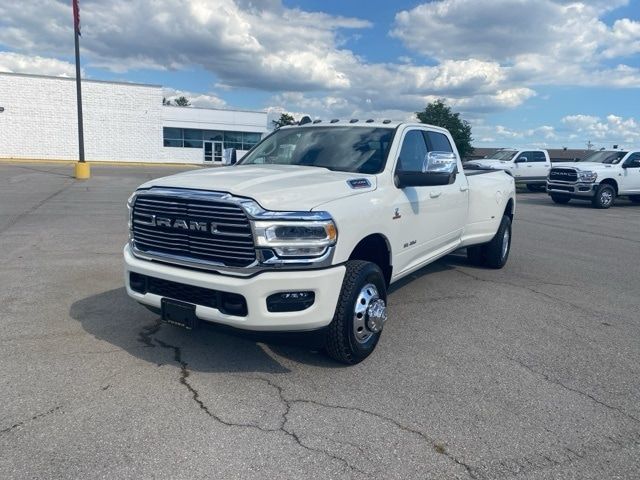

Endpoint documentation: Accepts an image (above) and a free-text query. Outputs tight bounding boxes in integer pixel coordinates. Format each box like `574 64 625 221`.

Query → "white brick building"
0 72 269 164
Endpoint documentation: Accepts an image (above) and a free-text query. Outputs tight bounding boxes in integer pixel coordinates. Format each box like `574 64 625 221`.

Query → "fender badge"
348 178 371 189
393 208 401 220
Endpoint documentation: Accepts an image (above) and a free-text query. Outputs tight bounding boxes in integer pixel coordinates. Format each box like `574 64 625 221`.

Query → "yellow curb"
0 158 203 168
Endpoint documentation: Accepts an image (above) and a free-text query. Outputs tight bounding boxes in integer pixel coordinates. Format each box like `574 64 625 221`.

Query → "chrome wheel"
501 227 510 260
353 283 387 344
600 189 613 206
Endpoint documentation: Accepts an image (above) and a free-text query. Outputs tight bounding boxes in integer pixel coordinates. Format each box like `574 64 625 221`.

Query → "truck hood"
552 162 616 171
466 159 511 169
137 164 377 211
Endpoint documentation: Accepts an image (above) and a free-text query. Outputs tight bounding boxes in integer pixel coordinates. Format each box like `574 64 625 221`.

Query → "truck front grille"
549 168 578 182
131 191 256 268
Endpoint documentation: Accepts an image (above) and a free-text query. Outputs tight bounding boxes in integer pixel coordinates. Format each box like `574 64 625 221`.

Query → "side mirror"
395 151 457 187
515 156 528 163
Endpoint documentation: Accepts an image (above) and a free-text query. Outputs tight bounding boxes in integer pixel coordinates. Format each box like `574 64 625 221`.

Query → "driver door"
621 153 640 193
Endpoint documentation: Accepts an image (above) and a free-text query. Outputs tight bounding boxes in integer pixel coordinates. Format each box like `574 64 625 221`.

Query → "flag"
72 0 81 36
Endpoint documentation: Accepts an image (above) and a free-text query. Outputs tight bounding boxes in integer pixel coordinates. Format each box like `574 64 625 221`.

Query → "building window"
243 132 262 150
203 130 223 141
163 127 183 147
183 129 203 148
163 128 263 150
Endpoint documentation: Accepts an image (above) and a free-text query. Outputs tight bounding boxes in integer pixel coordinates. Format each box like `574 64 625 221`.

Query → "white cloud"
0 51 77 77
0 0 537 119
391 0 640 88
562 113 640 144
0 0 638 148
472 113 638 148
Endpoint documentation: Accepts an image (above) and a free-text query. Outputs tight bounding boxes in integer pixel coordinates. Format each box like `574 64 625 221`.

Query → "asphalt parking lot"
1 161 639 479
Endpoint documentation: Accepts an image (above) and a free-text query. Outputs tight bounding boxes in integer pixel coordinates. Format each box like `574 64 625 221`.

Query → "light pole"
73 0 90 179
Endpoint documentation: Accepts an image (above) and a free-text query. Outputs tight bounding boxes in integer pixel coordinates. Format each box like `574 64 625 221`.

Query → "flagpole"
73 0 90 179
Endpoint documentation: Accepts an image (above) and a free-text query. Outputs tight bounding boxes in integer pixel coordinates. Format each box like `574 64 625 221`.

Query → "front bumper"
546 181 597 198
124 244 345 331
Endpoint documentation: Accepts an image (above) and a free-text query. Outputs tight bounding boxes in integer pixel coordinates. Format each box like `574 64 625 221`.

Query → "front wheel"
551 194 570 204
325 261 387 365
592 184 615 209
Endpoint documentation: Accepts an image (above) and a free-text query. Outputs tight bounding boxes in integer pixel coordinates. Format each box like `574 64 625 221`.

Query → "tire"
466 215 512 269
526 184 545 192
484 215 512 269
325 260 387 365
466 245 485 266
551 194 570 204
629 195 640 204
592 184 615 209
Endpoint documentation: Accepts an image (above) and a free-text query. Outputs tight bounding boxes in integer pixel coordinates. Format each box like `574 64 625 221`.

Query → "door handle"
527 165 532 167
460 185 469 192
430 191 441 198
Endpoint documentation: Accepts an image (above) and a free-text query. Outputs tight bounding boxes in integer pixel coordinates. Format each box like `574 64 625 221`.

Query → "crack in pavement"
484 430 640 479
0 406 62 435
0 179 75 235
505 355 640 425
138 321 477 478
244 375 478 479
139 321 369 477
519 218 640 245
452 268 614 343
454 268 593 317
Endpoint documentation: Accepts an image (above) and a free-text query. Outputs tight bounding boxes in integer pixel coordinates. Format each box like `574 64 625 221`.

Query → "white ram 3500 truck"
547 149 640 208
124 122 516 364
466 148 551 191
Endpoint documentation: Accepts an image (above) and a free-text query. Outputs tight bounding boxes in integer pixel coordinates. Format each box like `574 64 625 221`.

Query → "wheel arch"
348 233 392 286
600 178 618 193
504 198 515 220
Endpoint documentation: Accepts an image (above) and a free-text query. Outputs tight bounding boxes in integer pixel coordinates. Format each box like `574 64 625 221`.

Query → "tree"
162 97 171 105
272 112 296 129
416 99 473 159
173 96 191 107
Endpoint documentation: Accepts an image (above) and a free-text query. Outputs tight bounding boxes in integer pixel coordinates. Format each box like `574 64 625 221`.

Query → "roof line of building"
162 105 268 115
1 71 269 114
0 70 161 88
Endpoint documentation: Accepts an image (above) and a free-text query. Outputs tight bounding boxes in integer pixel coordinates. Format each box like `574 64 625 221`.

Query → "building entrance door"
204 141 224 162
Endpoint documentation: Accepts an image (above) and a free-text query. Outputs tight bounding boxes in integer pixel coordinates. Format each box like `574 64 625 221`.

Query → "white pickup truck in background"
465 148 551 191
124 121 515 364
547 149 640 208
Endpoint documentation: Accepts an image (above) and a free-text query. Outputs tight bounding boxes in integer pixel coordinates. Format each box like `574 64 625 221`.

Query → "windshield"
238 126 395 174
578 151 628 164
485 150 517 161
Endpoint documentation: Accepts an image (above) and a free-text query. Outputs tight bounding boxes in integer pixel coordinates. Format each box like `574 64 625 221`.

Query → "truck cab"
466 148 551 190
547 150 640 208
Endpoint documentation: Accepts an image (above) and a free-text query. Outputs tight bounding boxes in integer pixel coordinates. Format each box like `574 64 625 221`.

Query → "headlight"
253 220 337 258
126 191 138 229
577 171 597 182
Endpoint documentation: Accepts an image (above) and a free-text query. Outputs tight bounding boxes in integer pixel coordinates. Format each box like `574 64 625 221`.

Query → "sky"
0 0 639 149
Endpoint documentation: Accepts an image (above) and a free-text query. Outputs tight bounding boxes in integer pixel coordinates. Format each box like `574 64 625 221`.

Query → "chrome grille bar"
131 190 257 268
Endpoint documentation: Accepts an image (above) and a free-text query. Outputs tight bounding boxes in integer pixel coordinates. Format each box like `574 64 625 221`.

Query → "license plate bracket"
161 298 199 330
